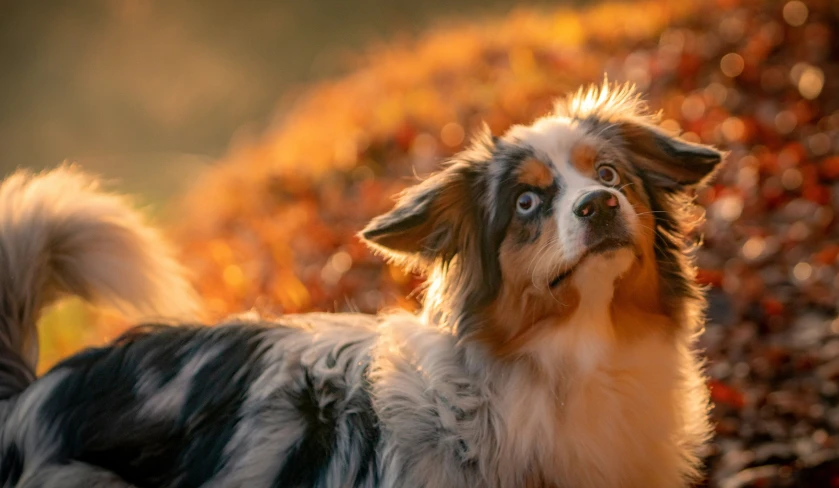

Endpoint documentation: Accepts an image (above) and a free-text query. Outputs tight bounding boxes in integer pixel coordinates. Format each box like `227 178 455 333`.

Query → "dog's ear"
360 162 478 269
618 121 724 191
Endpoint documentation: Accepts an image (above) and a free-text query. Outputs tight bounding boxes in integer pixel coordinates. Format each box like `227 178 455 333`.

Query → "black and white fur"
0 83 723 488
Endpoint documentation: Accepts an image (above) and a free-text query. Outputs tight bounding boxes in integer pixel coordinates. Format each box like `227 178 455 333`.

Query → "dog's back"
8 317 379 487
0 168 385 488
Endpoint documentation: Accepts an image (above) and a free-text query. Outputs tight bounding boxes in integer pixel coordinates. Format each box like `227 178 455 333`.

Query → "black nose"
573 190 620 219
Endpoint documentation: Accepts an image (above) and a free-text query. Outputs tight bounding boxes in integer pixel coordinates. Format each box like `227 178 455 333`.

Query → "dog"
0 82 723 488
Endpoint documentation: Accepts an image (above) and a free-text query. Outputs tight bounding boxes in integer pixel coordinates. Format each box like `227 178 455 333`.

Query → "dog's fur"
0 83 723 488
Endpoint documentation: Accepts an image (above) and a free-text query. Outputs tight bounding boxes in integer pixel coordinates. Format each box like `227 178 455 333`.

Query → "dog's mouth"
548 237 632 288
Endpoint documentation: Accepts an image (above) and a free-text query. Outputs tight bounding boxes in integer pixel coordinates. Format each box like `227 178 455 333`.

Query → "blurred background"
0 0 564 203
3 0 839 486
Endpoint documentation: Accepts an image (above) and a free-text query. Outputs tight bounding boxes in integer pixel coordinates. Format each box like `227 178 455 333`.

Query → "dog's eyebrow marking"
516 158 554 188
570 142 598 175
137 346 221 418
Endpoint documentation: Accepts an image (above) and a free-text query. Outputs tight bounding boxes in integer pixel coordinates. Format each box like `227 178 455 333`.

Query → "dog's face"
362 84 723 360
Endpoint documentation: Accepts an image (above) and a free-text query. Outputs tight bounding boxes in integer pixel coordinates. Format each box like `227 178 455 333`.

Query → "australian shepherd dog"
0 83 724 488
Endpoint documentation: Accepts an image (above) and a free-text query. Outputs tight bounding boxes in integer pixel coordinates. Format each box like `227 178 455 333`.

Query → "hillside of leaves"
41 0 839 485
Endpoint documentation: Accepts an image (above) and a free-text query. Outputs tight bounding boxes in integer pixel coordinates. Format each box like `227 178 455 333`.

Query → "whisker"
616 182 635 193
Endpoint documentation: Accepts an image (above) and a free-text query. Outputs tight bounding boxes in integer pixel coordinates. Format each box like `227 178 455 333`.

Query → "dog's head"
361 83 724 362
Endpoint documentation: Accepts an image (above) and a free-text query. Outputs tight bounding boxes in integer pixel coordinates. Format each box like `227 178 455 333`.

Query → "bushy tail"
0 166 200 399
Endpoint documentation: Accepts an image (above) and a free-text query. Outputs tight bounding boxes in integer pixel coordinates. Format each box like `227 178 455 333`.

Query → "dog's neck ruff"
370 253 708 488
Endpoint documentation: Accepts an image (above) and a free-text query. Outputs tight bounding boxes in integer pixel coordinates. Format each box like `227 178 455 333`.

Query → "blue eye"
516 191 541 216
597 165 620 186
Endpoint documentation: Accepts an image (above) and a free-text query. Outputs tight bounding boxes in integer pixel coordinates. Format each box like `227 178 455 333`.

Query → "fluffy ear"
618 121 724 190
359 163 477 268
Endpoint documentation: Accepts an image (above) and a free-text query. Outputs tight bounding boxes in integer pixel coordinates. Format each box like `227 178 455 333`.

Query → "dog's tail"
0 166 200 400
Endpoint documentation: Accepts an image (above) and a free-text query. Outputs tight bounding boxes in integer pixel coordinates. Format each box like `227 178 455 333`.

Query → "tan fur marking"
475 216 581 358
364 168 477 264
433 176 476 250
570 143 598 176
517 158 554 188
611 185 677 342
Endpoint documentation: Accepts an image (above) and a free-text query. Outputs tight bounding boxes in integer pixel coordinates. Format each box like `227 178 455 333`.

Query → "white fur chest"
371 305 709 488
492 254 709 488
495 333 696 488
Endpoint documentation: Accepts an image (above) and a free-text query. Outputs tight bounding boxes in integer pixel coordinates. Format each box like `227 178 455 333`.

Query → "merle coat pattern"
0 83 724 488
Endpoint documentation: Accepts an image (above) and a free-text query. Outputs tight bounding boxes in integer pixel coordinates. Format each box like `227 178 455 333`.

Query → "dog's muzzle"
574 189 630 252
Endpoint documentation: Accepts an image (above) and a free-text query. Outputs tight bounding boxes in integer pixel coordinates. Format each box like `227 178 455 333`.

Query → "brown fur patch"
475 216 581 358
570 143 598 175
610 185 678 342
485 281 581 358
617 121 723 187
516 158 554 188
361 166 477 264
